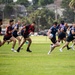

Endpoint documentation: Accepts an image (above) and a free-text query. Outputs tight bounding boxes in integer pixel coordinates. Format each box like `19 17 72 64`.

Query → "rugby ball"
49 33 53 39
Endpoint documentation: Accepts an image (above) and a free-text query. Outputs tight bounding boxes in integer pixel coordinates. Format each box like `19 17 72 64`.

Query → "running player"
47 22 60 54
58 21 71 50
0 20 17 52
17 21 36 52
20 21 26 41
59 22 75 52
58 21 67 42
12 20 21 46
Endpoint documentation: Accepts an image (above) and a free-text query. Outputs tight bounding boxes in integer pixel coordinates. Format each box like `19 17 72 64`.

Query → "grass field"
0 36 75 75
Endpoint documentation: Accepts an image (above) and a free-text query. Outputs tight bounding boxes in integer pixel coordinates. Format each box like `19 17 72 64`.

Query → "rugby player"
17 21 36 52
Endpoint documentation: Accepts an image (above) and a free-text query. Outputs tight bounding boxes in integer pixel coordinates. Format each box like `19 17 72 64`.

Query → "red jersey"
5 25 13 36
23 25 35 35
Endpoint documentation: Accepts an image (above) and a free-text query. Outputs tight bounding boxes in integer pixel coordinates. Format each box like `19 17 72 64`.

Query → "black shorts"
13 33 18 38
58 32 66 40
21 33 23 36
51 36 57 44
21 31 24 36
67 35 74 42
23 34 29 38
3 35 12 41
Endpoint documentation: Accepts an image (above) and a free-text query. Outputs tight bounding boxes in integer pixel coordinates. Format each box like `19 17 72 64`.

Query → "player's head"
64 23 68 27
53 22 58 27
61 21 64 25
22 21 26 26
15 20 21 25
9 19 14 26
0 19 3 25
31 21 36 26
17 20 21 25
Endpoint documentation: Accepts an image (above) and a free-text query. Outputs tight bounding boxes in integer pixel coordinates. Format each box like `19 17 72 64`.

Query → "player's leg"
10 36 16 52
59 42 69 52
59 35 73 52
67 45 71 50
63 37 71 50
16 36 21 46
0 35 8 46
7 40 12 44
17 38 26 52
48 36 59 54
0 40 1 45
0 40 6 47
70 40 75 50
26 37 32 52
50 42 60 53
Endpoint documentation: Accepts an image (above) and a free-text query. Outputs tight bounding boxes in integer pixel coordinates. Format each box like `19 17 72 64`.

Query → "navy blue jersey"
64 26 67 32
59 24 66 32
50 26 58 36
12 24 19 34
69 27 75 36
56 24 60 30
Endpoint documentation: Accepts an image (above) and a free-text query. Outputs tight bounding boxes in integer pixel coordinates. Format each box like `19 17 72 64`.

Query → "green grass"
0 36 75 75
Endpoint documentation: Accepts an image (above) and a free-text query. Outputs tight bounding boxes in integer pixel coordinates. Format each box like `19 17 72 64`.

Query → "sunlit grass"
0 36 75 75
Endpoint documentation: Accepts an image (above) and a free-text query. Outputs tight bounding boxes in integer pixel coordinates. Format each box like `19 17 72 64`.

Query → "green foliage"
4 4 15 19
32 0 54 6
61 0 74 23
32 0 39 6
69 0 75 9
61 0 71 8
63 9 74 22
0 0 13 4
25 8 55 30
17 0 30 7
38 0 54 6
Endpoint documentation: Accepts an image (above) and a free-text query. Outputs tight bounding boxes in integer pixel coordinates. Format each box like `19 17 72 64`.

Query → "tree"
38 0 54 6
17 0 30 7
25 8 55 31
61 0 71 8
4 4 15 18
69 0 75 22
32 0 54 6
69 0 75 9
61 0 74 23
0 0 13 4
32 0 39 5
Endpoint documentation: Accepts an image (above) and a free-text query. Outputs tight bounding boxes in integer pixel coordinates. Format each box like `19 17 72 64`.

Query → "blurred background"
0 0 75 31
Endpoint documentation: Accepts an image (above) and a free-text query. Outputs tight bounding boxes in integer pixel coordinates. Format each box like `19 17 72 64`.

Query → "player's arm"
60 28 64 32
72 30 75 38
18 26 26 34
47 29 52 36
30 27 35 34
13 26 17 31
72 30 75 35
12 25 18 32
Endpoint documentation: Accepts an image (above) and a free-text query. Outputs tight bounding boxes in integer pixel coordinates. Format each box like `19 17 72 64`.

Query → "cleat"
48 50 51 55
11 48 17 52
26 48 32 52
59 48 63 52
17 47 21 52
71 47 74 50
